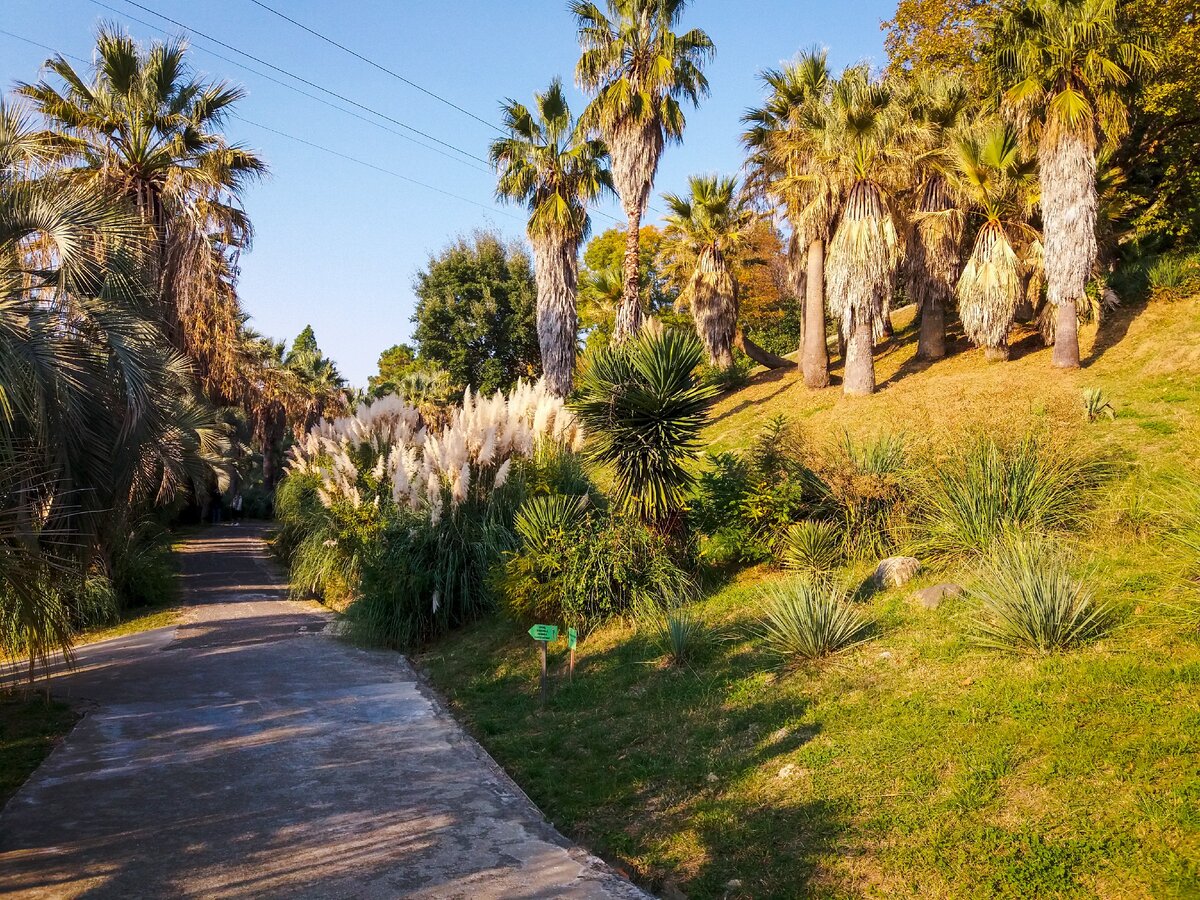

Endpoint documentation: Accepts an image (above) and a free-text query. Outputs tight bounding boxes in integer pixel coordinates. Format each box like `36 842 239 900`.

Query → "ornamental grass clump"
821 432 909 559
758 578 872 665
969 538 1111 653
650 607 711 668
780 520 844 576
916 435 1108 560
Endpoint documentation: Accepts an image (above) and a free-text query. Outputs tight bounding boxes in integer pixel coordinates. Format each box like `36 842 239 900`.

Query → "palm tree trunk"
613 204 644 343
735 330 794 369
917 297 946 359
802 238 829 388
1040 128 1096 370
532 235 579 397
690 246 737 369
843 313 875 396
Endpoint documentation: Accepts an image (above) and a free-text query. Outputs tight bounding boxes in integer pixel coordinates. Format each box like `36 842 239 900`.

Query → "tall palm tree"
743 50 836 389
573 0 714 342
992 0 1156 368
659 175 751 369
820 68 908 396
952 123 1040 360
490 78 612 396
902 74 972 360
18 25 266 398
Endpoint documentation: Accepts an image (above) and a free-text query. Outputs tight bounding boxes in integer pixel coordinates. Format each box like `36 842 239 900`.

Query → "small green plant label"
529 624 559 642
568 627 577 649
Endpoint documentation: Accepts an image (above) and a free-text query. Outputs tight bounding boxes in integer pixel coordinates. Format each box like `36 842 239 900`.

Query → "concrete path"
0 525 648 899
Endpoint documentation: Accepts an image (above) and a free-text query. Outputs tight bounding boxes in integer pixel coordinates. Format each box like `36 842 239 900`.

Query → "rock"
726 879 744 890
912 582 964 610
873 556 921 589
777 764 796 779
706 772 719 783
661 879 688 900
877 651 893 661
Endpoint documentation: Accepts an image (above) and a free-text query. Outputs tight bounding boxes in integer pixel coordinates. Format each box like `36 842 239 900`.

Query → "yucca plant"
650 606 711 667
571 329 718 527
780 520 844 575
758 578 872 664
1082 388 1116 422
969 538 1111 653
917 435 1107 560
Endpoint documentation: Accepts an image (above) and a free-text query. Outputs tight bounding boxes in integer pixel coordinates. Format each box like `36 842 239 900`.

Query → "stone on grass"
912 582 963 610
873 556 921 589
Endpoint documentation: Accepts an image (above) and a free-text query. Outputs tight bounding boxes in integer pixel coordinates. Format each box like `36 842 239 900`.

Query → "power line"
90 0 492 168
85 1 493 174
233 116 522 222
245 0 501 134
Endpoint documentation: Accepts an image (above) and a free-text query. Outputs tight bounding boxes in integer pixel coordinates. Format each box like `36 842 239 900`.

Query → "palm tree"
952 123 1040 360
821 68 908 396
903 74 972 360
571 329 717 529
992 0 1156 368
659 174 751 369
490 78 612 396
743 49 836 389
573 0 714 342
18 25 267 398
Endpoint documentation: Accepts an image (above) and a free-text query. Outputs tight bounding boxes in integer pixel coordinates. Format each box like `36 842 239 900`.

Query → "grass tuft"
758 577 872 664
780 519 844 575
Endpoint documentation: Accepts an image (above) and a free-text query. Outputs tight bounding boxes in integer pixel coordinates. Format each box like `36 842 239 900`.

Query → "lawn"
0 694 79 807
420 296 1200 898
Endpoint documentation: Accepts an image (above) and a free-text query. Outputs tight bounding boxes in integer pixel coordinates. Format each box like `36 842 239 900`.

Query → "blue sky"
2 0 894 385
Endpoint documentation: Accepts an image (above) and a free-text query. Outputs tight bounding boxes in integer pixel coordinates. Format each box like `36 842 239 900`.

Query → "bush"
650 607 711 668
1147 251 1200 298
821 433 909 559
758 577 872 664
699 349 754 393
780 520 844 575
500 497 695 630
969 539 1111 653
916 435 1108 560
108 521 178 608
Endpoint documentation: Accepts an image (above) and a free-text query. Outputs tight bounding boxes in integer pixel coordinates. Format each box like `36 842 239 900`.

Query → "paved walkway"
0 525 647 899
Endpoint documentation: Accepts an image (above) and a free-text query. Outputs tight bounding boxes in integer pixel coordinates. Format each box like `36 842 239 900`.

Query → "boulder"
873 556 921 589
912 582 964 610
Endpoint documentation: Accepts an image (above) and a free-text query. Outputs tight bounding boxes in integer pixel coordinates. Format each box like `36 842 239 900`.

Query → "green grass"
419 297 1200 898
0 694 79 806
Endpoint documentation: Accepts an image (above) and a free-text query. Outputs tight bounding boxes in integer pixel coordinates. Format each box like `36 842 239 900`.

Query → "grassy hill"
421 296 1200 899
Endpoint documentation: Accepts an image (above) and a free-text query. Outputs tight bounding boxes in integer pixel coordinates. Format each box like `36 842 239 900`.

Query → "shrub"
1147 251 1200 297
916 435 1108 560
1082 388 1115 423
650 607 711 668
821 433 909 559
757 578 872 664
108 520 178 608
780 520 844 575
700 349 754 393
572 329 718 527
500 498 695 630
969 539 1111 653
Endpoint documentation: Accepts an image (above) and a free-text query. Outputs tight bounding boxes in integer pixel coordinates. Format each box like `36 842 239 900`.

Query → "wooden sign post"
528 624 559 705
568 627 578 681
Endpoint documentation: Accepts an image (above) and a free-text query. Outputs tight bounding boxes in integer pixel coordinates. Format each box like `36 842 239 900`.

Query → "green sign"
568 627 578 650
529 624 559 642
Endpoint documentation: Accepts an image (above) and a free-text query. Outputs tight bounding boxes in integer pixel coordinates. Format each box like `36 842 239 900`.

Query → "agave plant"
570 329 718 527
969 538 1111 653
1082 388 1116 423
758 577 872 664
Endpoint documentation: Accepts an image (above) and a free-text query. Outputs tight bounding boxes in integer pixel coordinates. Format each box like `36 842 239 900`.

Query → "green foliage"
650 607 711 668
500 497 694 630
822 433 910 559
108 521 179 609
916 436 1108 560
1082 388 1116 423
698 349 753 393
571 329 718 526
757 577 872 664
1146 251 1200 297
969 539 1112 653
411 231 540 394
368 343 420 397
780 520 844 576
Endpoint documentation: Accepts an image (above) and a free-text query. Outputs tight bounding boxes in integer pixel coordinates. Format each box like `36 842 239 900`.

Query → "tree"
18 25 266 401
490 78 612 396
411 232 539 395
743 50 837 389
991 0 1157 368
573 0 714 341
903 74 972 360
659 175 752 368
952 123 1040 359
821 68 908 395
883 0 996 84
368 344 419 396
571 329 717 529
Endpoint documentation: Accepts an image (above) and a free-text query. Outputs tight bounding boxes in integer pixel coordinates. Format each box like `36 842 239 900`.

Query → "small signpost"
529 624 559 704
567 627 578 681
